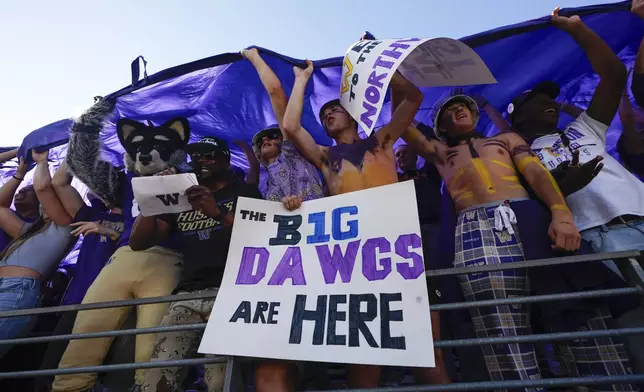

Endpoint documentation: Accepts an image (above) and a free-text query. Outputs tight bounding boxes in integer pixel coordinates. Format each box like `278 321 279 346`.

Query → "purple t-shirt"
262 140 325 202
62 205 124 305
117 171 181 251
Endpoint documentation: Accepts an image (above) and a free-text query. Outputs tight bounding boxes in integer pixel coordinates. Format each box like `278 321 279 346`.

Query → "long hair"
0 215 50 262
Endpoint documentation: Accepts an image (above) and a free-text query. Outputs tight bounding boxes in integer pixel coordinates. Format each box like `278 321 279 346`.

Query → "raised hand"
293 60 313 80
241 47 259 60
16 157 28 179
633 0 644 19
31 149 49 164
551 6 582 31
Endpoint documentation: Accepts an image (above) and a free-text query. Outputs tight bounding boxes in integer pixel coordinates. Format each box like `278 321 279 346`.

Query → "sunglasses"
256 132 281 149
191 151 224 161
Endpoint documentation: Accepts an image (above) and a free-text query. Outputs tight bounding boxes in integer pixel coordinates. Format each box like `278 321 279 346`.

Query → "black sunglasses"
256 132 281 148
191 151 225 160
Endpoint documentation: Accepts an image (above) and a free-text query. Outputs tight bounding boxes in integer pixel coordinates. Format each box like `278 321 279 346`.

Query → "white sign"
131 173 198 216
199 181 435 368
340 37 497 135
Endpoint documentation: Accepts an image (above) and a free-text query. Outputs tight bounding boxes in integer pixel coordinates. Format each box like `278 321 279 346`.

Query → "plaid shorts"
453 200 638 392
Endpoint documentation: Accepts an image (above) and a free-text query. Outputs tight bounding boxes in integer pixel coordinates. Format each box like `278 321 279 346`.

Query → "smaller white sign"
131 173 198 216
340 37 497 135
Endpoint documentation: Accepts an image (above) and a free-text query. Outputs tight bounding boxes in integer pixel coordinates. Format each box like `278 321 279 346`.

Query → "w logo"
156 193 180 206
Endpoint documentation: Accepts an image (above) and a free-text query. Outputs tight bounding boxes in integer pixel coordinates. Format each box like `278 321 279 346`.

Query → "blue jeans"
582 219 644 374
0 277 40 358
581 219 644 281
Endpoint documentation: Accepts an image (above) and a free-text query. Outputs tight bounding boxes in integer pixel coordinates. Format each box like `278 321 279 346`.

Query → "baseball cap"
252 125 282 158
252 125 282 148
184 137 230 157
507 81 560 124
432 95 480 141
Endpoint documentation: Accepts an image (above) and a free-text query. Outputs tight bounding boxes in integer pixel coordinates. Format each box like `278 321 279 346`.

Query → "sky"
0 0 617 147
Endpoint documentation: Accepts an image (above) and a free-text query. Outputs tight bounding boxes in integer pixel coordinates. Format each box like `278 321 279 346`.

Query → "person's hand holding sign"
186 185 221 217
282 195 303 211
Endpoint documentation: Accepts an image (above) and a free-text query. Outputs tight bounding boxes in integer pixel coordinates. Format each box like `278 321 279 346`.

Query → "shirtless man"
400 90 580 386
281 62 450 388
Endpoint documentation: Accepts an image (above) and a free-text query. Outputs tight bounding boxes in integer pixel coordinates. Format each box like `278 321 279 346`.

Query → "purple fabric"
61 205 124 305
262 140 325 202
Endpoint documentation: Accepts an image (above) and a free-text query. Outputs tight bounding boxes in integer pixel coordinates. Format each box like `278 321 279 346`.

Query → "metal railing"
0 250 642 392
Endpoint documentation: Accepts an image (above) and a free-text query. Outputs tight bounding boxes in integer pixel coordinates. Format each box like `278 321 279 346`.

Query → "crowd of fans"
1 5 644 392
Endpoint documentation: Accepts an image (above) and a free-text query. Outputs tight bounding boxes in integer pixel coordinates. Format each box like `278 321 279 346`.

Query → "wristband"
12 175 23 181
550 204 569 212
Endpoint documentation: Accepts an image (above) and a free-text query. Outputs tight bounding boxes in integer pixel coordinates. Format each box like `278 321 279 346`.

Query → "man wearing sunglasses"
129 137 263 391
243 48 326 208
509 9 644 375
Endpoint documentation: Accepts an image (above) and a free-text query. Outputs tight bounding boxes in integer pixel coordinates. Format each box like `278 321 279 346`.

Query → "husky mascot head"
116 118 191 175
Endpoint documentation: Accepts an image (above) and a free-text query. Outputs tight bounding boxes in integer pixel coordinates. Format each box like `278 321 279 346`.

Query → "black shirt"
162 180 262 291
398 163 442 224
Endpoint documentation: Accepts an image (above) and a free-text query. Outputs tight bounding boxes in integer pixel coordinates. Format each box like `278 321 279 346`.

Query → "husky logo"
117 118 191 175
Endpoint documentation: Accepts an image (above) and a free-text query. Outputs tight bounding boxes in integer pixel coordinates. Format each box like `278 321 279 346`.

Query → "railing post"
223 356 241 392
615 257 644 295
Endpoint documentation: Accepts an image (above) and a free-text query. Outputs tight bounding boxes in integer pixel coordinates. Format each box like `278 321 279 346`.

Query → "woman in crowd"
0 150 75 358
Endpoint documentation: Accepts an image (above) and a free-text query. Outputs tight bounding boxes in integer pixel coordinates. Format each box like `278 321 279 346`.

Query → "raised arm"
471 95 512 134
632 0 644 105
389 84 438 162
66 99 122 208
32 150 72 226
282 61 329 171
0 158 28 208
242 48 288 133
376 72 424 148
0 148 18 165
233 140 260 185
0 158 28 239
552 8 626 127
504 132 580 251
52 160 86 219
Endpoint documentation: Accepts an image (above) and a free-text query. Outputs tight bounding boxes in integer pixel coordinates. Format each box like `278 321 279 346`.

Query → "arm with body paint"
282 61 330 172
552 8 626 127
242 48 289 135
376 72 424 147
504 132 580 251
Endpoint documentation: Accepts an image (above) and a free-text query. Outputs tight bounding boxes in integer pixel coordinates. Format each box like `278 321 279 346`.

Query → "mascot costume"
53 99 190 392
